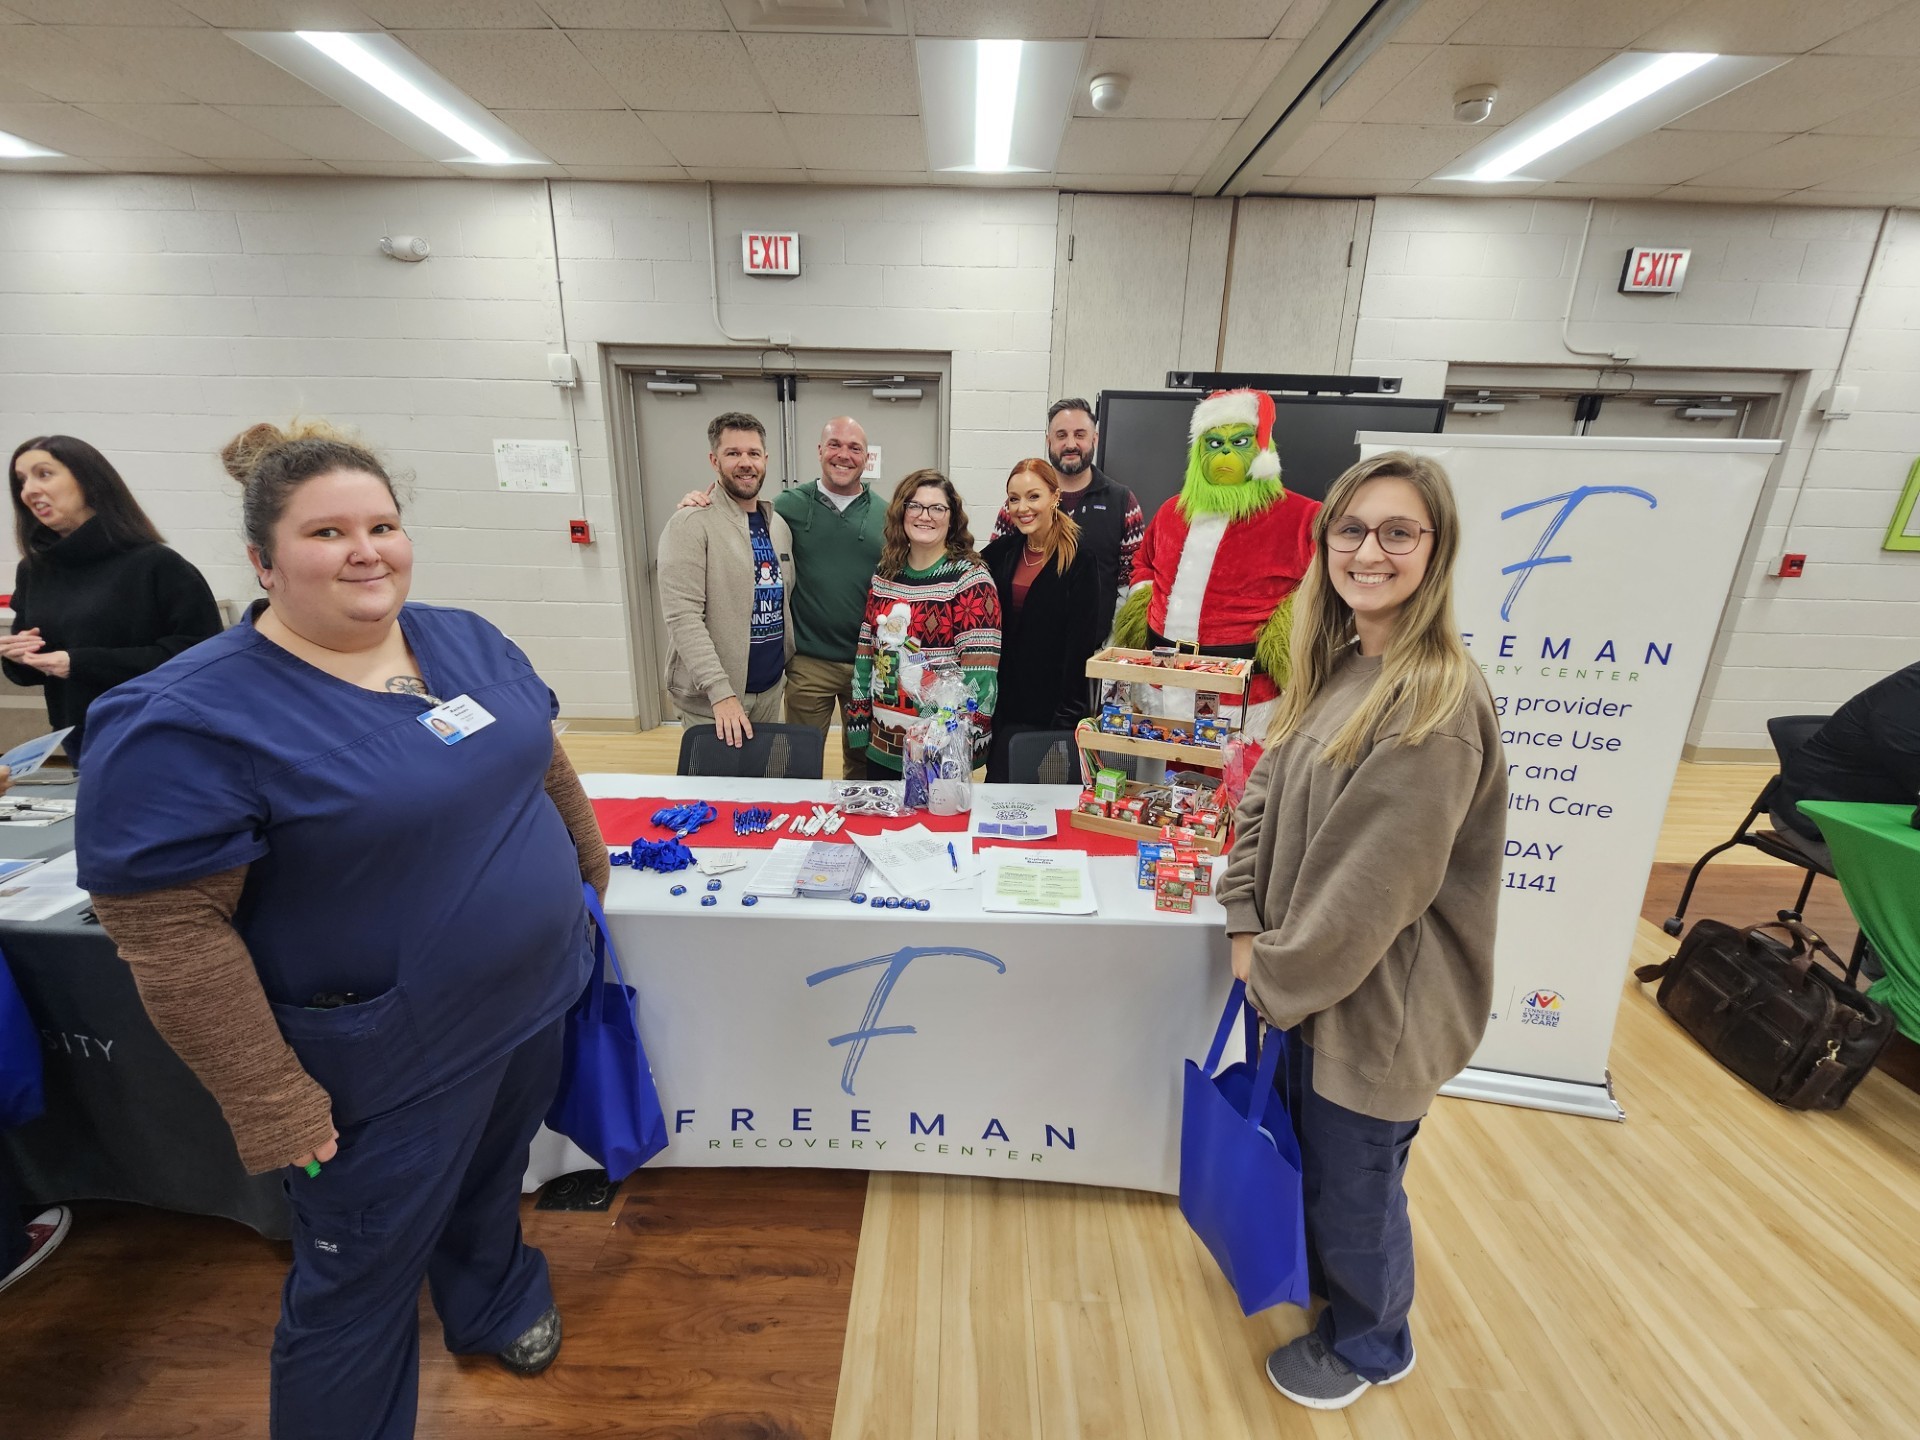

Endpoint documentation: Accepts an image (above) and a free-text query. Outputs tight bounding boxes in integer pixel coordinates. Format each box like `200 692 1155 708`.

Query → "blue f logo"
1499 484 1657 621
805 945 1007 1096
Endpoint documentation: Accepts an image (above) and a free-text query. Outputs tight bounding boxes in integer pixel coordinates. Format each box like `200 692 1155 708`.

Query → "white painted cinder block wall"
0 174 1056 723
1352 196 1920 756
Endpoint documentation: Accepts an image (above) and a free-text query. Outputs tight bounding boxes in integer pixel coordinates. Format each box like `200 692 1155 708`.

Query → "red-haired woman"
981 458 1103 783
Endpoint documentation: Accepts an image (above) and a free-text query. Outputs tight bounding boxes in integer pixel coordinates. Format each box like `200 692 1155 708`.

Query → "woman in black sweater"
982 458 1104 782
4 437 222 765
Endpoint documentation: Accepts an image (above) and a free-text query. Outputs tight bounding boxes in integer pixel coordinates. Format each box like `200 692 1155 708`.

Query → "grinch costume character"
1113 388 1320 735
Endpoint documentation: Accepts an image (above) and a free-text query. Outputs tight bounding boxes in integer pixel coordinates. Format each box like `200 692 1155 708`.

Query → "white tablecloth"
525 776 1234 1195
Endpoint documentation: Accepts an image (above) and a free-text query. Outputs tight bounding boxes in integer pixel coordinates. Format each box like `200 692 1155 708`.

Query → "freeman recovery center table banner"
1360 433 1776 1120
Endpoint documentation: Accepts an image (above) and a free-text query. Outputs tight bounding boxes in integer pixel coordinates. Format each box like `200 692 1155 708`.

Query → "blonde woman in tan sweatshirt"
1217 450 1505 1412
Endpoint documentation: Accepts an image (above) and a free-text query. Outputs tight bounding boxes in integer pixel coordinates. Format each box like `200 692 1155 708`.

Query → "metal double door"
618 351 946 727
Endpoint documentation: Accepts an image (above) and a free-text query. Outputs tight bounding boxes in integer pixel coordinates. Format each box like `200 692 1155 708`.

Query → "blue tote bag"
1179 979 1310 1316
545 885 668 1181
1 944 44 1130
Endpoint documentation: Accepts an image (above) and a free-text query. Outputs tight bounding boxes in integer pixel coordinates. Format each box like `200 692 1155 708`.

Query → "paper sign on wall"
494 439 576 493
862 445 882 481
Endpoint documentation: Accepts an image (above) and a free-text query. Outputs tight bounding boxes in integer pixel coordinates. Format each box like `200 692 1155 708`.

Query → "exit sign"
743 231 800 276
1619 246 1690 294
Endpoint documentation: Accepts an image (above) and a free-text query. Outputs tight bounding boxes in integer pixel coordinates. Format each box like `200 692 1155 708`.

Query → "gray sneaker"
1264 1331 1415 1410
497 1305 562 1376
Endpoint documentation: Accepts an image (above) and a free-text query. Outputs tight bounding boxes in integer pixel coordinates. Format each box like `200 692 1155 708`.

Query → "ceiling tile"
327 159 458 175
1667 56 1920 135
574 30 772 112
739 34 919 114
1815 88 1920 138
1054 171 1176 191
0 100 188 157
4 0 199 20
560 162 688 179
1300 122 1482 180
1317 43 1435 123
1072 39 1265 119
912 0 1093 37
1281 175 1388 195
215 104 430 161
784 113 924 170
1558 128 1793 185
1392 0 1492 45
1775 188 1918 205
1221 36 1301 118
93 156 218 172
172 2 380 21
56 26 326 107
0 76 49 101
1450 0 1676 49
1687 132 1920 189
494 108 676 165
1804 149 1920 192
1273 1 1334 40
546 0 723 23
1097 0 1286 39
0 26 190 102
1054 117 1215 172
680 165 807 183
642 110 799 168
393 30 625 108
1358 45 1613 127
76 102 310 159
210 157 338 172
1632 0 1906 54
1656 184 1796 202
807 168 928 184
1259 117 1349 176
357 0 551 23
1521 180 1670 197
1817 4 1920 55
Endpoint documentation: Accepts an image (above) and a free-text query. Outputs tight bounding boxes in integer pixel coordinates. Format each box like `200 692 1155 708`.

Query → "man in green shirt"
679 416 883 777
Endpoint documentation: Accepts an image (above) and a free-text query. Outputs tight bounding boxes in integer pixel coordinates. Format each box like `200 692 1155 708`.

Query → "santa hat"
1188 387 1281 481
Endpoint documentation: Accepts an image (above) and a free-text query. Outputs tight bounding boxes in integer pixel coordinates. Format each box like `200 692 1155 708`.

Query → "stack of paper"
796 842 866 900
979 850 1097 915
849 824 976 895
0 850 86 922
745 838 812 897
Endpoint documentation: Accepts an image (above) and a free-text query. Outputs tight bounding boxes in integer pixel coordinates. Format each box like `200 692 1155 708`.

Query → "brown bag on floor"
1635 918 1896 1111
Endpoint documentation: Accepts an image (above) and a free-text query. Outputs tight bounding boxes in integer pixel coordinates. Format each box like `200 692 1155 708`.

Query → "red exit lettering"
745 232 796 274
1622 246 1687 293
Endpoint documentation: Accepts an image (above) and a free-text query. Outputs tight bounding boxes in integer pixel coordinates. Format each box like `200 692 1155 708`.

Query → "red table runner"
590 796 1144 857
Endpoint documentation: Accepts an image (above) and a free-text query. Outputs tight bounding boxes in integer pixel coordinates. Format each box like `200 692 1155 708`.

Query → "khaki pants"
675 682 786 728
784 652 866 780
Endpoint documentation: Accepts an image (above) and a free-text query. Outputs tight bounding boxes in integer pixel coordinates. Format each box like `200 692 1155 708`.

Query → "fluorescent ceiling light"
229 30 548 168
916 37 1082 176
974 40 1021 172
1442 52 1788 186
0 128 62 160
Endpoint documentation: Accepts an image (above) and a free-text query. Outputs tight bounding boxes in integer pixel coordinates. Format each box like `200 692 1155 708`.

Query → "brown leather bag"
1635 918 1896 1110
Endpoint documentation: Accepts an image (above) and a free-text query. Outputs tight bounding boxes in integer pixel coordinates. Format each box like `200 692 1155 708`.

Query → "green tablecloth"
1799 800 1920 1040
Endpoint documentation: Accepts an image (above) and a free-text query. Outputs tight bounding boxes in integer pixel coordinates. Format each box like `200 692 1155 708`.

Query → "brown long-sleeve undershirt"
90 737 609 1175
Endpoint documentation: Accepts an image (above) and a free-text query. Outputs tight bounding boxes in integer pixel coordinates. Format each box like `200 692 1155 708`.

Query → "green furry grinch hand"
1117 388 1321 732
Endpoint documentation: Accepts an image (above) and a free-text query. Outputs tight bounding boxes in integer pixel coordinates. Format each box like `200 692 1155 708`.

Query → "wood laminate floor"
3 731 1916 1440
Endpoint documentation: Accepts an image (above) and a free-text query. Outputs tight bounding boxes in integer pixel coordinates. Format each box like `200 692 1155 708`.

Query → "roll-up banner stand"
1357 434 1776 1121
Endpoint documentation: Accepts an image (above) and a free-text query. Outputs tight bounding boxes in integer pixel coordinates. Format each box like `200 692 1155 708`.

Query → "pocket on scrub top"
268 984 426 1127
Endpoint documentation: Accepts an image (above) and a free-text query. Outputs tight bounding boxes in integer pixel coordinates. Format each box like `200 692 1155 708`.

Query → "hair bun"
221 422 288 486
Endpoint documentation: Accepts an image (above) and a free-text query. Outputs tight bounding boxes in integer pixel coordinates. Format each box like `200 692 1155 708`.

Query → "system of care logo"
1519 988 1565 1028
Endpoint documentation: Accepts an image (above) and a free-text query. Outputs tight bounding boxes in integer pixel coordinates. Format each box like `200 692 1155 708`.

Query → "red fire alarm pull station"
1776 553 1806 578
569 519 592 545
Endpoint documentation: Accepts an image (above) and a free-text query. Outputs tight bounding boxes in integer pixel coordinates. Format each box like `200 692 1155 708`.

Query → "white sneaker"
0 1206 70 1295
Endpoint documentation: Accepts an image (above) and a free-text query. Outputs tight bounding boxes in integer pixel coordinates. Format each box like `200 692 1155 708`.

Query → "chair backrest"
1004 730 1139 786
1765 714 1830 770
676 722 825 780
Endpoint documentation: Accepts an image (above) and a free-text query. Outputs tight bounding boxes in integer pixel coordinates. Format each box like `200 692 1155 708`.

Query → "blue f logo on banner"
806 946 1007 1096
1499 485 1657 621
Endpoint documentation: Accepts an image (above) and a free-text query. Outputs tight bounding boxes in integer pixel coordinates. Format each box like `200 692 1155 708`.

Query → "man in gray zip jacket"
657 412 797 746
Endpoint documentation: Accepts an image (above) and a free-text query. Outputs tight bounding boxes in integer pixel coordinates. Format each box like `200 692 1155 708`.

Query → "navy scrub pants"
1282 1032 1422 1383
270 1018 564 1440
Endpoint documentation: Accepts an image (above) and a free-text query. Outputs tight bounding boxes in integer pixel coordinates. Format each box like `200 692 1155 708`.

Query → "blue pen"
947 841 958 871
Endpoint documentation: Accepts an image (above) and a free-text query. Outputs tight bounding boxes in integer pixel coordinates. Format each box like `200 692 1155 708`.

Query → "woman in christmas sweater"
848 470 1001 774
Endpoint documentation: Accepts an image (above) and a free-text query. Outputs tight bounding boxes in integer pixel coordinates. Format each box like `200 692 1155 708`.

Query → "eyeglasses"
1326 517 1434 555
903 501 950 518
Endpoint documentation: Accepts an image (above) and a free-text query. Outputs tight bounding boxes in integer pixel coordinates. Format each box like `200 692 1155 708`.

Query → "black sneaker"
497 1305 562 1376
1265 1331 1414 1410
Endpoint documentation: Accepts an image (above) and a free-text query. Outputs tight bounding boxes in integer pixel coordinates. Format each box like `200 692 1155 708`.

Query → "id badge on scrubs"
418 694 497 745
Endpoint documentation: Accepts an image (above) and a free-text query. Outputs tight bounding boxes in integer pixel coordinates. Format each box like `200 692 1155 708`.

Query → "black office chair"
676 722 824 780
1005 728 1139 786
1663 713 1869 984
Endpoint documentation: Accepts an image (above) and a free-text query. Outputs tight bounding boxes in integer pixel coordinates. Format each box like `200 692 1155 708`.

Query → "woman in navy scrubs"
76 421 609 1440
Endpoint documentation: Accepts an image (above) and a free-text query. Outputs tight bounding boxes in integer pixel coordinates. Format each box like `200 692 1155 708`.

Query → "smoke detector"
1089 73 1129 114
1453 84 1497 124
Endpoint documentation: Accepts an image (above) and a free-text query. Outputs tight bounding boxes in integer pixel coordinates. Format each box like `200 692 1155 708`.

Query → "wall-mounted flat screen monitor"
1093 390 1448 519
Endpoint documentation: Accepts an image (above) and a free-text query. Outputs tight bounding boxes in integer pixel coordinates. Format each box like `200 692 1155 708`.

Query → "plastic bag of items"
902 668 980 816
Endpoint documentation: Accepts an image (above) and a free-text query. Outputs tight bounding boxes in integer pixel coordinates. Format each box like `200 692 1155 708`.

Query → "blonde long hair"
1006 457 1081 575
1266 451 1477 768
